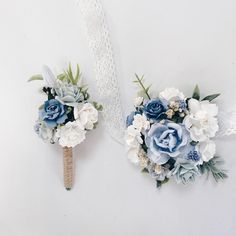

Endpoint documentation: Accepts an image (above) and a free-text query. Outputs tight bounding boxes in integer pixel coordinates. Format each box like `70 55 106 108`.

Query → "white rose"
74 103 98 130
132 114 150 132
159 88 185 101
197 140 216 162
56 120 86 147
133 97 144 107
184 98 219 142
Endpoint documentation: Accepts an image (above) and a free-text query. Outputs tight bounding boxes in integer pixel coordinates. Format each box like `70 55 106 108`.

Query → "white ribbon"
78 0 125 144
77 0 236 140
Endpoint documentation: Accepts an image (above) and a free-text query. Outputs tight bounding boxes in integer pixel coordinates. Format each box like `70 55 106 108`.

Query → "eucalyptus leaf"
192 85 200 100
202 93 220 102
28 74 43 82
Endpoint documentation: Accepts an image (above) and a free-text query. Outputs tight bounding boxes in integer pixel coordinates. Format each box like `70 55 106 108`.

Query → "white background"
0 0 235 235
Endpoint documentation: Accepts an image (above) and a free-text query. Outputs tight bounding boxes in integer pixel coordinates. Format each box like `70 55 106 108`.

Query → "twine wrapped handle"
63 147 73 190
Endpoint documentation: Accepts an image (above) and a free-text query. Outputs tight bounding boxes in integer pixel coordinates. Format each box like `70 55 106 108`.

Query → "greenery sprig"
199 156 228 182
133 74 151 99
192 85 220 101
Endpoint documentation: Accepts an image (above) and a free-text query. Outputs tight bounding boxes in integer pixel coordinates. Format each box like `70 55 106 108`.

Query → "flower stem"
134 74 151 99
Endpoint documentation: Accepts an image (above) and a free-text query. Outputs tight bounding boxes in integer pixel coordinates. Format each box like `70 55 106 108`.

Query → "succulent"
169 159 200 185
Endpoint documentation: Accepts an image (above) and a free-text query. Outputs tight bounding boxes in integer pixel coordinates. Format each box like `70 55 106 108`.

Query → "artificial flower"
159 87 185 102
74 103 98 130
196 140 216 162
143 99 168 120
145 121 189 164
39 99 67 128
125 125 143 148
56 120 86 147
34 121 57 143
169 159 200 184
54 81 84 107
126 111 141 127
132 114 150 132
184 98 219 142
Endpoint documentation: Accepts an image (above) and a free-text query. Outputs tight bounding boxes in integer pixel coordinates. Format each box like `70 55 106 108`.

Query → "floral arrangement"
125 75 227 188
29 64 102 190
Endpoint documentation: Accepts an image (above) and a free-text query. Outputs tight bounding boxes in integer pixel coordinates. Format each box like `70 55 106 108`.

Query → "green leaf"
57 73 66 81
192 85 200 100
74 64 80 84
93 102 103 111
199 156 228 182
190 141 199 146
28 74 43 82
141 168 149 173
202 93 220 102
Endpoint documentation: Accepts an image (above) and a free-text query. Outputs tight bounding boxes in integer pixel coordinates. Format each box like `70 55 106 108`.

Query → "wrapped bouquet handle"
29 64 102 190
63 147 73 190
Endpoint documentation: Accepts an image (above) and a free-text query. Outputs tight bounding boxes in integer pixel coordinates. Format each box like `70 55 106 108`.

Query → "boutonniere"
29 64 102 190
125 75 227 188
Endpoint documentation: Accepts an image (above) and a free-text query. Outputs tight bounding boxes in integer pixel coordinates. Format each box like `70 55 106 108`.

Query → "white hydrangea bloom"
184 98 219 142
125 125 143 148
132 114 150 132
159 87 185 101
197 140 216 162
56 120 86 148
74 103 98 130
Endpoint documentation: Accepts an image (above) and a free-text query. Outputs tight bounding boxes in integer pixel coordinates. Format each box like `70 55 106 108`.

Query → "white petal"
188 98 200 114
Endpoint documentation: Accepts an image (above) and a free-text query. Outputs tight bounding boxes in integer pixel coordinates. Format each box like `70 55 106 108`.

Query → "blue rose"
126 111 141 127
143 99 168 120
145 121 189 164
39 99 68 128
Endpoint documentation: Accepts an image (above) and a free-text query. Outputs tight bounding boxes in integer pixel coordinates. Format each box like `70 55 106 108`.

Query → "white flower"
197 140 216 162
42 65 57 88
159 88 185 101
56 120 86 147
134 97 144 107
74 103 98 130
132 114 150 132
125 125 143 148
184 98 219 142
34 121 57 143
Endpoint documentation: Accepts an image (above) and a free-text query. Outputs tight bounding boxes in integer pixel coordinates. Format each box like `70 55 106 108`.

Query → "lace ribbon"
78 0 125 144
77 0 236 140
218 110 236 137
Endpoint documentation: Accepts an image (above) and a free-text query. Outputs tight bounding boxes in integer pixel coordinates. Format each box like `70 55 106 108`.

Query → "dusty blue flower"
179 100 187 110
169 159 200 184
39 99 67 128
143 99 168 120
145 121 189 164
187 149 200 162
